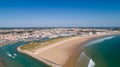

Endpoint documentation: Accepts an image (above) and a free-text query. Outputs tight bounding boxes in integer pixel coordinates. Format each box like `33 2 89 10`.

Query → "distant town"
0 27 119 45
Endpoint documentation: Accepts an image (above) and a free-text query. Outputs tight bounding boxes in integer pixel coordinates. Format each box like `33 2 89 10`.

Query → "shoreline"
0 41 17 47
17 33 120 67
64 34 118 67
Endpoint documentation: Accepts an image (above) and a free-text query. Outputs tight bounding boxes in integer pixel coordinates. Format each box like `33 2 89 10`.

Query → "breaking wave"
77 52 96 67
85 36 115 46
88 59 95 67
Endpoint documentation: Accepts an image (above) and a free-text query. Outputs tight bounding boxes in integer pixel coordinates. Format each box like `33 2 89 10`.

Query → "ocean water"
1 35 120 67
78 34 120 67
0 41 50 67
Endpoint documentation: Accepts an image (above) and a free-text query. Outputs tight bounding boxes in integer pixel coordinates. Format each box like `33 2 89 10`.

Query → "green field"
20 36 73 51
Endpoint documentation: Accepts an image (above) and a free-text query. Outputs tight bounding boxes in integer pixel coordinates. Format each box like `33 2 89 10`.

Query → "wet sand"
18 33 119 67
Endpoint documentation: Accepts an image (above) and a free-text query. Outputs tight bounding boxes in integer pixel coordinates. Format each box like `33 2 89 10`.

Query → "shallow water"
0 41 50 67
79 35 120 67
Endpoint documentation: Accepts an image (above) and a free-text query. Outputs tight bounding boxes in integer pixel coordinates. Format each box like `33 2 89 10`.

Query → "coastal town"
16 28 119 67
0 28 116 46
0 0 120 67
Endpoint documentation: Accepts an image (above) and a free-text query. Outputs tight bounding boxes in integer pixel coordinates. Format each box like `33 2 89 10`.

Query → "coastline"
0 41 17 47
17 33 120 67
64 33 119 67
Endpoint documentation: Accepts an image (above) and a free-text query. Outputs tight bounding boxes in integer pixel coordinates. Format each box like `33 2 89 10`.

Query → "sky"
0 0 120 27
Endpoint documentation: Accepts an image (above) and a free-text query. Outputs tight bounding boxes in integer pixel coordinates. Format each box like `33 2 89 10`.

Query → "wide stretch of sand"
18 33 119 67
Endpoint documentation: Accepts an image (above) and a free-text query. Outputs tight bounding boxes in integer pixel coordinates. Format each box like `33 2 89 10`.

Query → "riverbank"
17 33 120 67
0 41 17 47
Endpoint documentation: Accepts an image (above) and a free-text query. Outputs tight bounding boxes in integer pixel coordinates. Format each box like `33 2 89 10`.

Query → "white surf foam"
85 36 115 46
102 36 115 40
88 59 95 67
96 36 114 43
76 52 91 67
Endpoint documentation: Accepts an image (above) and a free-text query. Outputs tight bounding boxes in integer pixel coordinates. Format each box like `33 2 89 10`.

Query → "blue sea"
77 34 120 67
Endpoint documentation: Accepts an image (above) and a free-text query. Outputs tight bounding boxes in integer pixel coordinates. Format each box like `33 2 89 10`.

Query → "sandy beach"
18 33 119 67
